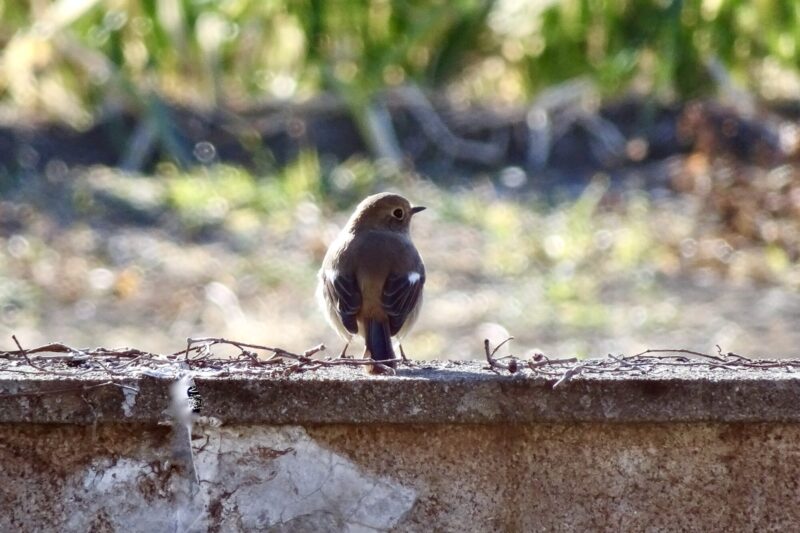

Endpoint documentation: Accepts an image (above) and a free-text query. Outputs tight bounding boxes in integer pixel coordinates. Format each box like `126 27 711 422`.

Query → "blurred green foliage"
1 0 799 130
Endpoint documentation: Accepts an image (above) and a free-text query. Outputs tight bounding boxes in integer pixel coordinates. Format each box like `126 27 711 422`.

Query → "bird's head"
347 192 426 233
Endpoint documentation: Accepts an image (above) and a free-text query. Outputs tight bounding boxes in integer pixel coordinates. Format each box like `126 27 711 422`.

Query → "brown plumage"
317 193 426 373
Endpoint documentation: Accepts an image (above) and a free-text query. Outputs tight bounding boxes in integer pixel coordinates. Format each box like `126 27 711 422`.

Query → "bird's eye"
392 208 404 219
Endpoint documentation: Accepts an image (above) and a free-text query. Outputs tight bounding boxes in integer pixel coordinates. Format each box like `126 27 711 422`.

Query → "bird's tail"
365 319 396 370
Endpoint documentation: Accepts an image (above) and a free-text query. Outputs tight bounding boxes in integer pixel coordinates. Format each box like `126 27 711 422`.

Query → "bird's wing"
382 270 425 336
323 270 361 334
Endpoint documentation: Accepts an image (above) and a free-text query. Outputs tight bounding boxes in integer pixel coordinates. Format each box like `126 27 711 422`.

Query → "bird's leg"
337 342 350 359
399 344 409 363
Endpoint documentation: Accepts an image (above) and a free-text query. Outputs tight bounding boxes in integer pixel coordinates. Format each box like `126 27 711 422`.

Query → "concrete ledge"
2 360 800 424
5 420 800 531
4 357 800 530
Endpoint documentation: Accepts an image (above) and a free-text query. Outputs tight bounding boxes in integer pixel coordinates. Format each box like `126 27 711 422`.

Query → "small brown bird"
318 193 426 373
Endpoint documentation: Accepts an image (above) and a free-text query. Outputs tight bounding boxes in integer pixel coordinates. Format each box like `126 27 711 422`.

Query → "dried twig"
484 337 520 373
3 334 798 398
0 335 407 384
629 348 728 363
479 338 799 389
527 353 579 369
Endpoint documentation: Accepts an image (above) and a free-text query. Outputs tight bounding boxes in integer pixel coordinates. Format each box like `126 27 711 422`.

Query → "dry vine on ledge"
482 337 800 387
1 334 798 398
0 334 404 380
0 334 408 402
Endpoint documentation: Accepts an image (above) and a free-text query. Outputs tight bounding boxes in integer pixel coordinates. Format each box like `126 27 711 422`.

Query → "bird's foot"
363 347 396 375
364 361 396 375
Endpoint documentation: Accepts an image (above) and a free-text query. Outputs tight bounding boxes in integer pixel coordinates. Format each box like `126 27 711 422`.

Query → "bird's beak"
411 206 426 215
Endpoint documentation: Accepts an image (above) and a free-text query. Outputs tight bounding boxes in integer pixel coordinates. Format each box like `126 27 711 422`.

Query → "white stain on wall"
121 386 138 417
66 425 416 532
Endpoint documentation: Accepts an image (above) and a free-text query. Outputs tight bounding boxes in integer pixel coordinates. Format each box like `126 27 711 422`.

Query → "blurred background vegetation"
1 0 799 359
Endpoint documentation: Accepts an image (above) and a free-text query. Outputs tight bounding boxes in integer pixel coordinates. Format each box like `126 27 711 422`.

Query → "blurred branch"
394 85 506 165
706 56 756 116
145 94 194 169
526 78 625 170
120 119 158 171
323 61 404 166
359 98 404 165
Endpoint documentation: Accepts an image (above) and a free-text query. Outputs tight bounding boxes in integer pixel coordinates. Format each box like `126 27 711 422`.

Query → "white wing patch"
408 271 421 284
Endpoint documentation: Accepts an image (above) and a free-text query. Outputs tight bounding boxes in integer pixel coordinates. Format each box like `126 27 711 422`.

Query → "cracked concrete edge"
2 361 800 424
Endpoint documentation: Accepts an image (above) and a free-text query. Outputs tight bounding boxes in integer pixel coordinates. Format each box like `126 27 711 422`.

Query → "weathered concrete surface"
3 359 800 530
312 423 800 532
0 422 417 532
3 360 800 424
2 421 800 531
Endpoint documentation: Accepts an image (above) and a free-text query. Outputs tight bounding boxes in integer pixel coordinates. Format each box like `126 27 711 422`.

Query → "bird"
318 192 426 373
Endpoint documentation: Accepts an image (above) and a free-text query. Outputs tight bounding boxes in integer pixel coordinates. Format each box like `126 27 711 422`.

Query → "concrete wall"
1 361 799 531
